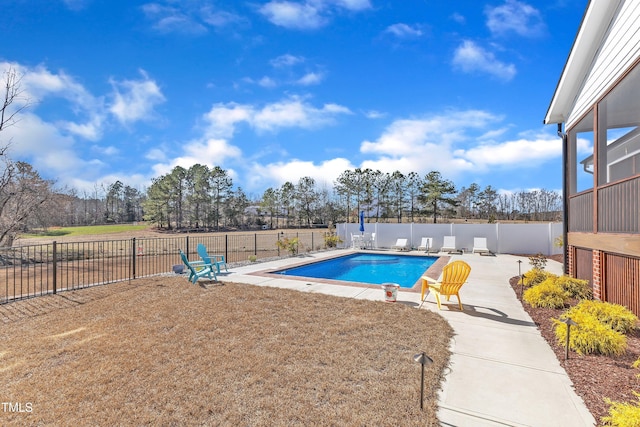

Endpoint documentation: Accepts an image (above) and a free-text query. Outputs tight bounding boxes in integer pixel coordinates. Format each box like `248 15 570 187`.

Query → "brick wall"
592 249 602 300
567 245 574 277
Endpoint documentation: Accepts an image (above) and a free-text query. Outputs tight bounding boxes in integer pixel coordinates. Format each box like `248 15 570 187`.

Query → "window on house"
598 63 640 185
568 111 594 195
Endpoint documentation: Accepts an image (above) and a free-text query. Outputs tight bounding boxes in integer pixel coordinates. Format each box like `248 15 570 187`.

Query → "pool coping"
248 250 450 293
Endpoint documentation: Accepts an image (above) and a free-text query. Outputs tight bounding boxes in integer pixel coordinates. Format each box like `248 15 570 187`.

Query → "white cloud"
2 113 98 180
355 112 563 184
270 54 305 68
361 110 501 156
252 98 351 131
150 137 243 183
145 147 168 162
258 76 278 88
142 2 244 34
457 133 561 169
259 0 371 30
141 3 208 34
18 64 98 112
329 0 371 11
204 96 351 137
200 7 245 27
204 102 254 138
451 13 465 24
60 117 104 141
452 40 516 81
246 157 354 190
108 71 166 125
385 23 423 38
364 110 386 119
485 0 546 38
259 1 325 30
1 62 106 141
296 72 324 86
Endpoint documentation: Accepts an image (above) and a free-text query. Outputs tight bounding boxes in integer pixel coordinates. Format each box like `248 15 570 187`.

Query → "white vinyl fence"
336 222 563 256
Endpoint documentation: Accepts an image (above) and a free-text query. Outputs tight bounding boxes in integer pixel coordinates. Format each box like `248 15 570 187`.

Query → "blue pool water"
274 253 438 288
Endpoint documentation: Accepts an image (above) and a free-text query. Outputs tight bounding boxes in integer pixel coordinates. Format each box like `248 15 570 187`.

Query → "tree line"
0 67 562 245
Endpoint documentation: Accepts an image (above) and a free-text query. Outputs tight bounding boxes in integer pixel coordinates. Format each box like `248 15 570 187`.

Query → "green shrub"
554 236 564 248
522 269 555 287
523 278 568 309
323 234 342 248
276 237 299 256
601 391 640 427
568 300 638 334
554 308 627 356
554 276 592 300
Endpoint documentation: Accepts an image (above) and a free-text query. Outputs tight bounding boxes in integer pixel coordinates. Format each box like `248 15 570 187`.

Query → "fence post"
52 241 57 295
132 237 137 280
254 233 257 256
311 232 314 251
297 232 299 255
225 234 229 262
186 236 190 258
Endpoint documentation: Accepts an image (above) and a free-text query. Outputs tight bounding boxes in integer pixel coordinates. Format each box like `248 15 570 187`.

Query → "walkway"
221 250 596 427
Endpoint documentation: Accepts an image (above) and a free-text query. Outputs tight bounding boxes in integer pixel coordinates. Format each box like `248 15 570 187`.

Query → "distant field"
20 224 152 238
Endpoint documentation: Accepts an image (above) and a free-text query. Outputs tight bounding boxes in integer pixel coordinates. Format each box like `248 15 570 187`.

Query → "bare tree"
1 66 30 137
0 66 54 246
0 162 53 246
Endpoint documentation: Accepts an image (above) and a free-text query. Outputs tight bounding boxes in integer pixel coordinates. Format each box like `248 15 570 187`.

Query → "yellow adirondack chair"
421 260 471 310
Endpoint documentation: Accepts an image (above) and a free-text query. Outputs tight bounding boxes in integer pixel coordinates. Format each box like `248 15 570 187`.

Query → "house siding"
568 1 640 129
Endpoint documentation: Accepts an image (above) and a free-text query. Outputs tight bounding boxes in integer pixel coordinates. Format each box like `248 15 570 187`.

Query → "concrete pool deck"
219 249 596 427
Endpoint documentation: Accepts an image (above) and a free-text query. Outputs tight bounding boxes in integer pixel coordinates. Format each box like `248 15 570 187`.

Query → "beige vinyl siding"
568 0 640 128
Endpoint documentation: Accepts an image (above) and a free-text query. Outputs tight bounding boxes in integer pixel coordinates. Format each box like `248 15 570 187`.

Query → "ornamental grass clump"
523 277 568 309
553 300 637 356
601 391 640 427
522 269 555 287
554 309 627 356
573 300 638 334
554 275 593 300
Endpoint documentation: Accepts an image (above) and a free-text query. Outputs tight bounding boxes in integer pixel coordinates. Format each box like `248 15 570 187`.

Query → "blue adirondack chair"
179 249 216 284
196 243 228 274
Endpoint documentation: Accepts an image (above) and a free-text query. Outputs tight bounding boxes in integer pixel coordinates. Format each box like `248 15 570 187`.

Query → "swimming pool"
273 253 438 288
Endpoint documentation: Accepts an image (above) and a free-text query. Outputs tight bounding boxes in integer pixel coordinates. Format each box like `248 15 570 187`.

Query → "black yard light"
413 352 433 410
517 260 525 300
560 317 578 360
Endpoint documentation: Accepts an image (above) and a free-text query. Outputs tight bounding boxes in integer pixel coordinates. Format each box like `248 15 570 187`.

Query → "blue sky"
1 0 587 198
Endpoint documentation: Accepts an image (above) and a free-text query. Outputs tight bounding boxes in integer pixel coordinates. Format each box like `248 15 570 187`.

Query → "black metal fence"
0 231 332 304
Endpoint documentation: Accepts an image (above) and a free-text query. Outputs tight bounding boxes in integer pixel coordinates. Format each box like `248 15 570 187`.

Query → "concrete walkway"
220 250 596 427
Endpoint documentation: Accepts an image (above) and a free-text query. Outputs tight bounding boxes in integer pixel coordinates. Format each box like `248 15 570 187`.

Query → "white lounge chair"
364 232 376 249
391 238 409 251
417 237 434 253
472 237 490 255
441 236 458 253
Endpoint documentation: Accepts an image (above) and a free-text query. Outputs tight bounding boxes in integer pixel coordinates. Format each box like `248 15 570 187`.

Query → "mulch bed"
509 270 640 424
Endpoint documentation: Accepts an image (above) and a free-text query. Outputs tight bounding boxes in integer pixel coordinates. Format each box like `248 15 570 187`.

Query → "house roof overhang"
544 0 623 125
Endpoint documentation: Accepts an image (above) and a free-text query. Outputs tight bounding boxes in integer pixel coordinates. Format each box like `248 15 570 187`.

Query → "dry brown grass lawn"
1 276 453 426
